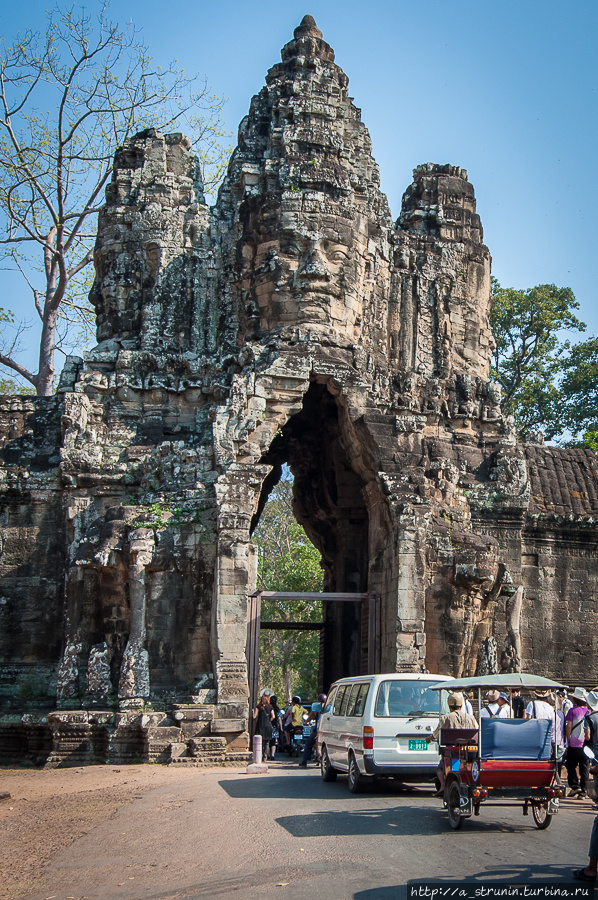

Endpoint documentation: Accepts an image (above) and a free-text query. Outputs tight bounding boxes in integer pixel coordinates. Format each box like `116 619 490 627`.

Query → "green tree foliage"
558 336 598 446
252 474 323 702
490 278 585 440
0 1 228 395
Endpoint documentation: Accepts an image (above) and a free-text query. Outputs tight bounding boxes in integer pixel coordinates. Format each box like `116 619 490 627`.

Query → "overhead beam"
252 591 368 602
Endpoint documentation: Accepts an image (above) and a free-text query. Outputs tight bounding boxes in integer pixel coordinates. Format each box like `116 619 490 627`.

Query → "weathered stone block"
211 718 246 733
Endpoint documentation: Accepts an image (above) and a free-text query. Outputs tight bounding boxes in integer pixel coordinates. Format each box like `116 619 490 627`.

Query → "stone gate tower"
1 17 597 765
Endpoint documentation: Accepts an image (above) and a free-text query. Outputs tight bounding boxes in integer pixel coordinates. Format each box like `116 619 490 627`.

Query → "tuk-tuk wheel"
447 781 463 830
531 802 552 830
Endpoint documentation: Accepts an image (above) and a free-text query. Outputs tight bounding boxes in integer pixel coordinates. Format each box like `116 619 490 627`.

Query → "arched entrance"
246 378 388 703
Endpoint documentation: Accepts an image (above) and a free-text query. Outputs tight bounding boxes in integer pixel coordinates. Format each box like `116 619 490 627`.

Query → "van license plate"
408 739 428 751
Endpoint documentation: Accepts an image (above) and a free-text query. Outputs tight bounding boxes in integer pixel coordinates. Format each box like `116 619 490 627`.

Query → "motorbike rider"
282 695 303 751
427 691 479 796
291 696 304 727
298 693 327 768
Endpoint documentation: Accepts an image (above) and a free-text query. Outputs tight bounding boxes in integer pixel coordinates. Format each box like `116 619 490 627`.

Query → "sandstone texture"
1 16 597 765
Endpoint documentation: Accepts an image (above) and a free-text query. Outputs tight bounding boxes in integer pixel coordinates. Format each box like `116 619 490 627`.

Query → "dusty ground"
1 761 594 900
0 763 208 900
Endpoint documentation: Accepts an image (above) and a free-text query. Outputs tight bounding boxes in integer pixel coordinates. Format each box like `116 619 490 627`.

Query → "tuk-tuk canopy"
428 673 568 692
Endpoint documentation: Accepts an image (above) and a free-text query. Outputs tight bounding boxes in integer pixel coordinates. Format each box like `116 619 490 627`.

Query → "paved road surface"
28 757 597 900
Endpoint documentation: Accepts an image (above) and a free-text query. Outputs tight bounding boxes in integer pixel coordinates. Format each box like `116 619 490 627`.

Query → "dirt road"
1 758 595 900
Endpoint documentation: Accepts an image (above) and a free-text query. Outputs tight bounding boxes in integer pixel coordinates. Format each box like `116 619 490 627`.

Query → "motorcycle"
289 713 311 757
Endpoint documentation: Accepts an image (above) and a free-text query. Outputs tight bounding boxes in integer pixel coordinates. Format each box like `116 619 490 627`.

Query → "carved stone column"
395 513 427 671
118 529 154 700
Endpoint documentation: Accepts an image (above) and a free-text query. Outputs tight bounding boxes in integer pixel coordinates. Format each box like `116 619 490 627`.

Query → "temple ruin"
1 16 597 766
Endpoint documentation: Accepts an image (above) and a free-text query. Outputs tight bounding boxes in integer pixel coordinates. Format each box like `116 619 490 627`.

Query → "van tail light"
363 726 374 750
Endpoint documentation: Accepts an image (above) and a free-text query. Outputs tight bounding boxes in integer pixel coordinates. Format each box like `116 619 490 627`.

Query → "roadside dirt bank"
0 763 214 900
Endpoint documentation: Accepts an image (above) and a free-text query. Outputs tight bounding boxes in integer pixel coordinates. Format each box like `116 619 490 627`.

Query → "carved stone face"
280 231 349 300
240 208 368 343
486 381 502 406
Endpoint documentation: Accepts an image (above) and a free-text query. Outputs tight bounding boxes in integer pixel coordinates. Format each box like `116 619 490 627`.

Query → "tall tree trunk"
284 665 292 703
37 307 57 396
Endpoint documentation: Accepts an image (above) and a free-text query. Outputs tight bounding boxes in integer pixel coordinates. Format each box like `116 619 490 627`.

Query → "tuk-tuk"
429 674 566 830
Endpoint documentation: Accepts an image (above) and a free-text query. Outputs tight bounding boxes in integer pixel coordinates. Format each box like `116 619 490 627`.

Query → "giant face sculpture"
239 201 370 345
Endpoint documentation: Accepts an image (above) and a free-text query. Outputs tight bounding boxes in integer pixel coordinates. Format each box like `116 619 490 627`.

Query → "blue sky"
1 0 597 373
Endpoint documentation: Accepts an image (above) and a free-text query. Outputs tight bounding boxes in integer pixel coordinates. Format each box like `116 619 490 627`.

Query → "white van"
317 673 451 792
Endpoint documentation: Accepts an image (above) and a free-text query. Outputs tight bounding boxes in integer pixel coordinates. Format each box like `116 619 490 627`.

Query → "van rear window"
374 681 446 717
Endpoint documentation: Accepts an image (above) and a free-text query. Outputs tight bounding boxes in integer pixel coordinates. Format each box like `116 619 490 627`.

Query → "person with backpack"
525 688 565 769
565 687 591 799
480 690 500 718
480 690 511 718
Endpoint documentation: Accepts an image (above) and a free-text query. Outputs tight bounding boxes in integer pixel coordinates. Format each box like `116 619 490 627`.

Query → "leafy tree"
0 1 227 395
252 474 323 702
490 277 585 439
558 336 598 446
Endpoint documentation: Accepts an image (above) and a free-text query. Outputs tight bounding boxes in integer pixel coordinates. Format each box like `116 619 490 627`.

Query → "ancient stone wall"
1 16 597 766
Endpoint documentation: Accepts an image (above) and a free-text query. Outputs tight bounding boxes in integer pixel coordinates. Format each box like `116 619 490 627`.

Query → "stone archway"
247 378 389 691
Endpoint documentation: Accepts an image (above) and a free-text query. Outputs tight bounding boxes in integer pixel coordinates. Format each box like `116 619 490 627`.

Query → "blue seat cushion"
481 717 551 760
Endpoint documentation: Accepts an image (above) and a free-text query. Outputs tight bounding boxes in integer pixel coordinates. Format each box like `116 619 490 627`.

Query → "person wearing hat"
480 690 511 718
497 692 513 717
427 692 478 795
557 689 573 716
565 687 591 799
525 689 556 722
525 689 565 767
480 690 500 718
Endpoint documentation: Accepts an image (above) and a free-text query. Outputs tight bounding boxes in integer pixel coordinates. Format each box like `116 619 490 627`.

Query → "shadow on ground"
277 804 440 836
218 771 436 801
274 804 551 838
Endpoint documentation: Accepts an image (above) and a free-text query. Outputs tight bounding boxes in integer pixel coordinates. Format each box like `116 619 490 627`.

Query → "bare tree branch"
0 0 229 395
0 349 36 386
